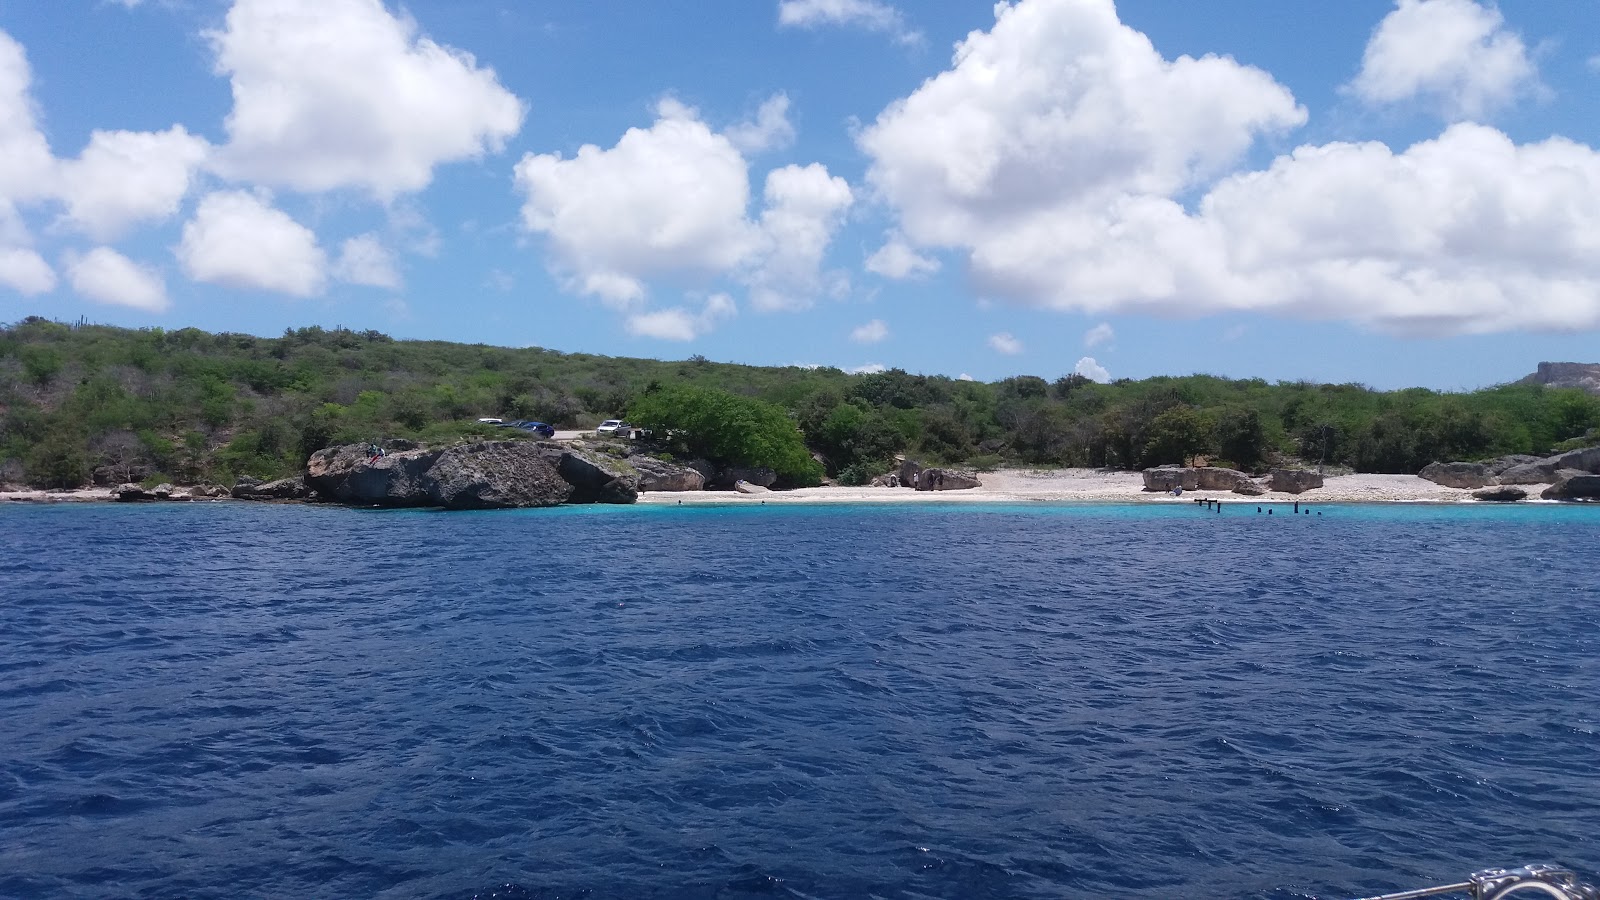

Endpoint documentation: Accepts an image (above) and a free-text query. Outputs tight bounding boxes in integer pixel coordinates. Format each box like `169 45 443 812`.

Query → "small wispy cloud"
1083 322 1114 349
847 362 887 374
777 0 921 45
850 318 889 344
988 332 1023 355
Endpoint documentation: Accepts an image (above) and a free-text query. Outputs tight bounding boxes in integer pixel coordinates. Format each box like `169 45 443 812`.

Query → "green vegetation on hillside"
2 317 1598 489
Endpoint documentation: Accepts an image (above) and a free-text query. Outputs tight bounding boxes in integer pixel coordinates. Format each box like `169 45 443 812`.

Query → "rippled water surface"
2 501 1597 899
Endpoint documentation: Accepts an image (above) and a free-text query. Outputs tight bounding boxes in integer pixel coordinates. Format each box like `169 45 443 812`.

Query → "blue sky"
1 0 1597 390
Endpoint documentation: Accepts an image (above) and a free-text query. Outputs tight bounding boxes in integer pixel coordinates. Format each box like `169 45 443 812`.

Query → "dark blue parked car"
520 421 556 438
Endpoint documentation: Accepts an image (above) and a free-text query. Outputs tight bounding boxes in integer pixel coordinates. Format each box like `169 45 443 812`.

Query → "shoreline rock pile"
1140 465 1323 496
1419 446 1600 501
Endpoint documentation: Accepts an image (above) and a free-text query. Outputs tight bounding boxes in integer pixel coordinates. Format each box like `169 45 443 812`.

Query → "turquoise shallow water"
1 501 1597 898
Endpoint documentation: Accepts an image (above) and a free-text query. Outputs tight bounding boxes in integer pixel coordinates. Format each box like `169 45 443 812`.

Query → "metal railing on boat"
1352 865 1599 900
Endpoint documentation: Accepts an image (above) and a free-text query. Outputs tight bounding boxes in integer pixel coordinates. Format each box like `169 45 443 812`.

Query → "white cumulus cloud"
0 246 54 294
865 234 940 279
777 0 920 44
1083 322 1114 348
334 233 401 289
515 100 851 317
178 190 326 297
1074 356 1110 383
65 247 168 312
988 332 1023 355
1348 0 1537 121
208 0 524 197
626 293 737 341
847 362 887 374
857 0 1600 337
725 94 796 154
57 126 210 240
850 318 889 343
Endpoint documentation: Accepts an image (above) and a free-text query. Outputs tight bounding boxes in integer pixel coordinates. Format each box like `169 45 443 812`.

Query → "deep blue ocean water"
1 500 1596 900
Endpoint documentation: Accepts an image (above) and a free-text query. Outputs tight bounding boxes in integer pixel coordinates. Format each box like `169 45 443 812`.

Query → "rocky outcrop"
734 480 770 494
915 467 982 491
1498 461 1558 485
713 466 777 489
1231 481 1268 496
1483 454 1541 476
1473 485 1528 502
551 445 639 504
232 476 312 501
630 456 705 492
871 473 901 487
1267 469 1324 494
300 440 631 509
1549 446 1600 473
113 483 157 502
1542 471 1600 501
305 444 440 504
1418 461 1495 489
1520 362 1600 395
898 458 923 489
425 442 572 509
1142 466 1254 492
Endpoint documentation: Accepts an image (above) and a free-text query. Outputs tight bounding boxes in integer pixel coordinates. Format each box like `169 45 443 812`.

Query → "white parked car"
596 419 626 435
476 417 503 425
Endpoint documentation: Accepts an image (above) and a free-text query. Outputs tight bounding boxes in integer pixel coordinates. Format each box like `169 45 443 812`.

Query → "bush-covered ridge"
2 317 1598 490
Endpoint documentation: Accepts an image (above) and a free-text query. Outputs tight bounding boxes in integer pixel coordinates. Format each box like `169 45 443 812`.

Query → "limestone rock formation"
1231 481 1268 496
1498 461 1558 485
914 467 982 491
113 483 156 502
1267 469 1324 494
550 445 639 504
871 473 901 488
425 442 572 509
1520 362 1600 395
305 445 440 505
1472 485 1528 502
714 466 777 489
1483 454 1541 476
1542 471 1600 501
1142 466 1253 492
630 456 705 492
734 480 770 494
1418 461 1495 489
232 476 313 501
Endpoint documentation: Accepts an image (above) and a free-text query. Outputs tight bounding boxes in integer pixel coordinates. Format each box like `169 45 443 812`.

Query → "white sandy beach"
636 469 1517 505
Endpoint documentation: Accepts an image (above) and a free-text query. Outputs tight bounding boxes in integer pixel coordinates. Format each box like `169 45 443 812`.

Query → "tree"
1140 406 1210 468
628 384 822 485
1215 407 1266 470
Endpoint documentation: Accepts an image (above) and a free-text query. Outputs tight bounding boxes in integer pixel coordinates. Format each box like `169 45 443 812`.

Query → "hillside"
1521 362 1600 395
3 317 1599 489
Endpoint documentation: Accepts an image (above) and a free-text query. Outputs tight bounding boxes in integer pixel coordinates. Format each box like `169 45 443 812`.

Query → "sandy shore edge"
0 470 1556 506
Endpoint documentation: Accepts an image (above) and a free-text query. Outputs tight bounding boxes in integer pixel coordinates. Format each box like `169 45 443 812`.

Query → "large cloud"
515 100 852 323
1348 0 1537 120
860 0 1600 336
177 191 327 297
57 127 211 240
208 0 524 197
859 0 1305 249
0 31 58 293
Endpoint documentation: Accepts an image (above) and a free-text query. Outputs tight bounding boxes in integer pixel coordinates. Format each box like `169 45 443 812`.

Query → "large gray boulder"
1232 480 1268 496
714 466 777 489
1542 471 1600 501
113 483 156 502
1142 466 1194 492
1268 468 1324 494
1473 485 1528 502
915 467 982 491
306 444 440 505
549 445 639 504
1549 446 1600 474
1142 466 1252 492
1418 461 1495 489
630 456 705 492
232 476 312 501
1498 461 1559 485
1483 454 1542 476
424 442 572 509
